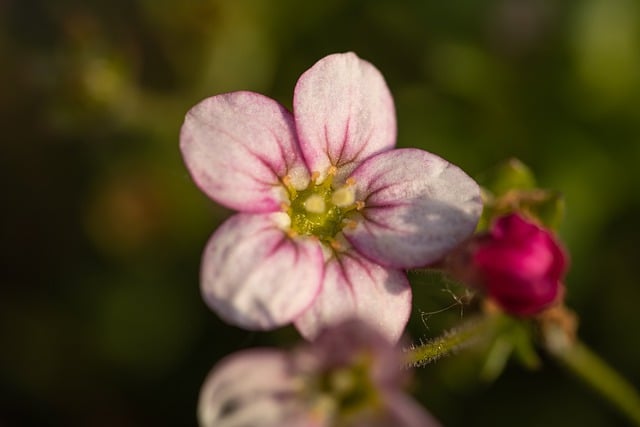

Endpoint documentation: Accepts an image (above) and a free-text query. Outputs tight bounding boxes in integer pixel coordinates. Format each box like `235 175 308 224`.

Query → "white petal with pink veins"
345 148 482 269
201 213 324 330
294 250 411 343
378 391 443 427
199 349 308 427
181 91 310 213
294 52 396 183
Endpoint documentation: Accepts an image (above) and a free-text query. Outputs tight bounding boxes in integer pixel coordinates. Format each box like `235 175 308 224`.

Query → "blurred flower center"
308 355 380 422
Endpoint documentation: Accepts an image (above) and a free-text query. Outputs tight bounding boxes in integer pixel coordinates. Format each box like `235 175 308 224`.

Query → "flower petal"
201 213 324 330
199 349 307 427
293 52 396 182
181 91 310 213
294 250 411 343
376 391 442 427
345 148 482 269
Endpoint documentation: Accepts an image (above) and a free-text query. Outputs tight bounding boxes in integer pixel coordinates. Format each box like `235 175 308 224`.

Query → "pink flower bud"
470 213 568 316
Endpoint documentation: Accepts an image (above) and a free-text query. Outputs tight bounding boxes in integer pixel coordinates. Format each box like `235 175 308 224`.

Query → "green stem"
406 312 640 425
405 315 494 367
545 326 640 426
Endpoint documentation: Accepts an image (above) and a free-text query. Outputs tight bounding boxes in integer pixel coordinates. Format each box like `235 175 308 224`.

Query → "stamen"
344 220 358 230
304 194 326 214
281 175 297 198
286 229 298 239
331 186 356 208
319 243 333 260
272 212 292 230
310 395 337 423
330 369 355 394
355 201 365 211
329 239 343 251
285 167 361 242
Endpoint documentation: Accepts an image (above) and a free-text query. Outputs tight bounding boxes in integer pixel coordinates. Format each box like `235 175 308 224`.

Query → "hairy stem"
404 316 494 367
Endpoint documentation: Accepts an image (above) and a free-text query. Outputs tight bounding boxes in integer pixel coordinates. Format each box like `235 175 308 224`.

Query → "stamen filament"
343 220 358 230
282 175 297 199
341 200 365 214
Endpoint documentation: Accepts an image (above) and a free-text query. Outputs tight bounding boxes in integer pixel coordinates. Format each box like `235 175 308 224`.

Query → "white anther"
304 194 326 214
272 212 292 230
319 243 333 260
288 167 312 190
331 187 355 208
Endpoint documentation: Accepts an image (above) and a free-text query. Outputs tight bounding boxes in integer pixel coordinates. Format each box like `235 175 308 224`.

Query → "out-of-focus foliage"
477 158 566 231
1 0 639 426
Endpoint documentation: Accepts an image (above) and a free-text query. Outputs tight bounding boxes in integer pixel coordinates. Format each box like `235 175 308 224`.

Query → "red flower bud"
471 213 568 316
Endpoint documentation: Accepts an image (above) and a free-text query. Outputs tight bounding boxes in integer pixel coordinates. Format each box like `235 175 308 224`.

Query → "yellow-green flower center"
306 353 380 423
283 171 363 245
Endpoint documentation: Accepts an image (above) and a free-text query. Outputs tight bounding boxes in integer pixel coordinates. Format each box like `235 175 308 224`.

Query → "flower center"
307 353 380 422
283 168 363 246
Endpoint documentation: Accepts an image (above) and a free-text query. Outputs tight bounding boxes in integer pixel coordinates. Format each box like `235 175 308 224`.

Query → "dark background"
2 0 639 425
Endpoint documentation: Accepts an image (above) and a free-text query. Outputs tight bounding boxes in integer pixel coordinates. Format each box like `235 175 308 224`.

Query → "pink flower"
181 52 482 341
471 213 568 316
198 320 440 427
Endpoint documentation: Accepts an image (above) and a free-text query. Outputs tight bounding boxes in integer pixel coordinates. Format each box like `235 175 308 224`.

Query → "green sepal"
479 314 541 381
476 158 565 231
510 320 542 370
477 158 537 198
520 189 565 231
480 335 513 382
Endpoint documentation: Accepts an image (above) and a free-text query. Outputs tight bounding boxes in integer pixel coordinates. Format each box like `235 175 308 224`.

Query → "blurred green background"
2 0 639 425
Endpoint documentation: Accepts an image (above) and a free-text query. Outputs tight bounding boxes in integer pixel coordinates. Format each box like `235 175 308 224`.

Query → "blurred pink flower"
471 213 568 315
181 52 481 340
198 320 440 427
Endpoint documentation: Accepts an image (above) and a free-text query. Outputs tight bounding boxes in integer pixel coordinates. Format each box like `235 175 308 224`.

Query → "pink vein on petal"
345 148 482 269
180 91 307 213
201 213 324 330
294 250 411 343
